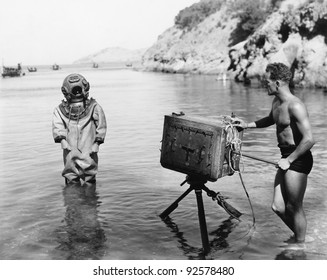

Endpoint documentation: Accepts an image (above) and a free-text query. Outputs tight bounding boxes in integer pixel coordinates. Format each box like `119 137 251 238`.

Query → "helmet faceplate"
61 73 90 102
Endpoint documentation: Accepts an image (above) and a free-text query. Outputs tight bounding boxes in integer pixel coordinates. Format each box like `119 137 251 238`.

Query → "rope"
222 116 244 173
238 172 256 226
223 116 256 227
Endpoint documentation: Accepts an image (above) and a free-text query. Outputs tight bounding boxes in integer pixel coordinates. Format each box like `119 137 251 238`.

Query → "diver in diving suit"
52 73 107 185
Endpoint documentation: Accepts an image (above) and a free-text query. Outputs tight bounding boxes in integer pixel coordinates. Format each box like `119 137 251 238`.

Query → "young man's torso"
271 95 304 147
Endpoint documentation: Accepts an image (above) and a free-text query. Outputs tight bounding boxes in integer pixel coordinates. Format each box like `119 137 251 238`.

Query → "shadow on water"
275 249 307 260
162 216 238 260
274 243 327 260
209 218 239 252
54 183 107 260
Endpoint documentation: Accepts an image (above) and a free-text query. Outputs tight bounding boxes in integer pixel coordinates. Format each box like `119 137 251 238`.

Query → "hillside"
74 47 147 64
142 0 327 88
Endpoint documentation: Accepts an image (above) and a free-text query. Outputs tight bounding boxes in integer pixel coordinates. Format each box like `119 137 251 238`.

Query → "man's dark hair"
266 62 292 83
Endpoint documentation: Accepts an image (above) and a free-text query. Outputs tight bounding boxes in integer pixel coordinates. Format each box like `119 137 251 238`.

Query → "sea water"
0 65 326 260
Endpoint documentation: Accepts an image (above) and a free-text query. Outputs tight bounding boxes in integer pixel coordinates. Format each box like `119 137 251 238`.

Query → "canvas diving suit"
52 74 107 184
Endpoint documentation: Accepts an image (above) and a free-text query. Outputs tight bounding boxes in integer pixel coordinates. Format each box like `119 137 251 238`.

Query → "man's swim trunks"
278 144 313 174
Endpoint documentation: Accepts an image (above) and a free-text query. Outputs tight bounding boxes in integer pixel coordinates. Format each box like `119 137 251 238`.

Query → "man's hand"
231 117 247 130
90 143 99 155
61 139 71 151
278 158 291 171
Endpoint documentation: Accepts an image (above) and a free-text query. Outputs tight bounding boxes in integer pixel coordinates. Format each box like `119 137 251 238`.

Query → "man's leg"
283 169 308 243
272 169 294 231
83 152 98 184
62 150 81 185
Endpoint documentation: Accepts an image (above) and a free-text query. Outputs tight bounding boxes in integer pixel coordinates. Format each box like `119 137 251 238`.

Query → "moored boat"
27 66 37 72
1 63 25 78
52 64 60 70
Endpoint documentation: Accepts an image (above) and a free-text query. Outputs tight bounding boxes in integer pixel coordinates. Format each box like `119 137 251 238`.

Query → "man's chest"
272 103 290 128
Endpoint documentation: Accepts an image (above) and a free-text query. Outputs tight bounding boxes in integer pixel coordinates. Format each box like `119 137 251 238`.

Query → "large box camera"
160 113 243 181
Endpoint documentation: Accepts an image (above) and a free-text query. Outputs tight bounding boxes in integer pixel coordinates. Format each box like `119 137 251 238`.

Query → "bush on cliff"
228 0 274 46
174 0 223 30
174 0 280 41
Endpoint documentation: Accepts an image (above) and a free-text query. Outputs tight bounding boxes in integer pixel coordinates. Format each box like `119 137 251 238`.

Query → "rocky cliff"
142 0 327 88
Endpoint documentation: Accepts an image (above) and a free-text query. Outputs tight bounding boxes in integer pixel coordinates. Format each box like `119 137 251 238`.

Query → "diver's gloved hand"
61 139 71 151
90 143 99 155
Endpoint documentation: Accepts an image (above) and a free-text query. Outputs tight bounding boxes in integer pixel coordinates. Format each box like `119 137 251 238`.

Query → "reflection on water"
54 183 107 260
163 217 204 259
209 218 239 252
163 216 239 260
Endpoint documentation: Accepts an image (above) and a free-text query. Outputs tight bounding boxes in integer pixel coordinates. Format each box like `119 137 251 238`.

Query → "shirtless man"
233 62 315 243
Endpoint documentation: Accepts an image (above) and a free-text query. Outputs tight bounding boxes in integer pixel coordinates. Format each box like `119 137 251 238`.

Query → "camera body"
160 114 243 181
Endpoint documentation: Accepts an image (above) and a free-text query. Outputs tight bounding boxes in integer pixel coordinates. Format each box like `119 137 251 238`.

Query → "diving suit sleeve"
93 104 107 144
52 107 67 143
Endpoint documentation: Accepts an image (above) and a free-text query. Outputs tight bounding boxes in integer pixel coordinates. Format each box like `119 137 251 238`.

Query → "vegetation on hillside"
174 0 224 30
228 0 283 45
174 0 283 44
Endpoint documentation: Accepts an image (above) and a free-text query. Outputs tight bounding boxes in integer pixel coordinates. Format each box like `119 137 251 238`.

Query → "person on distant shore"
52 73 107 185
233 62 315 244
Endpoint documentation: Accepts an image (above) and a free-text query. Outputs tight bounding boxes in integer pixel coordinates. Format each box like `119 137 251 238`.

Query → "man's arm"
52 108 71 151
93 103 107 144
52 108 67 143
90 103 107 154
233 110 274 130
287 102 315 163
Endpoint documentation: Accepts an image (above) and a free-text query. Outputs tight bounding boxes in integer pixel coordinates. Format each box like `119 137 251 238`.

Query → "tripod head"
180 174 242 220
180 175 207 187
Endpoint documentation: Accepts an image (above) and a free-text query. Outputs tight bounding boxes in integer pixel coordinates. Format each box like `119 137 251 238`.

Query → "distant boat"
125 62 133 67
92 62 99 68
52 64 60 70
27 66 37 72
1 63 25 78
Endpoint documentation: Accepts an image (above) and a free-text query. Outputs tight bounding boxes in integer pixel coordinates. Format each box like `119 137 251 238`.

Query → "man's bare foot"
284 234 314 244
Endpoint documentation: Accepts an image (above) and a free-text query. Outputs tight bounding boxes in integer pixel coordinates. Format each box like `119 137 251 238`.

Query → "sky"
0 0 198 65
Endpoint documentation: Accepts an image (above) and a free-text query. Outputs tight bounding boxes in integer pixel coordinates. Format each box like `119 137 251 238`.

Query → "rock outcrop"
142 0 327 88
142 4 237 76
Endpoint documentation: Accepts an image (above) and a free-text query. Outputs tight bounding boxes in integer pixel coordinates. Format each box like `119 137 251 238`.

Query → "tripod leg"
201 185 242 219
159 186 193 220
195 189 210 254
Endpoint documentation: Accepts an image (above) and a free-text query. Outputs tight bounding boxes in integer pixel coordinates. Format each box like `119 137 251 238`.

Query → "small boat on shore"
52 64 60 70
1 63 25 78
27 66 37 72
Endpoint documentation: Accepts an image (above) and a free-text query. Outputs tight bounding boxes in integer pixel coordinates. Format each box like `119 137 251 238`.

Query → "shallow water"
0 65 326 260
